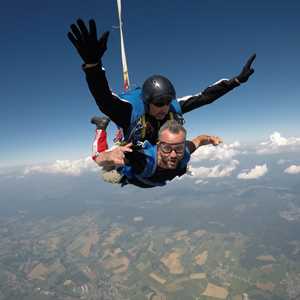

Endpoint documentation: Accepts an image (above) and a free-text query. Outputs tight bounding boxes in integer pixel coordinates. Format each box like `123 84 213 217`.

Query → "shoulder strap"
140 115 147 140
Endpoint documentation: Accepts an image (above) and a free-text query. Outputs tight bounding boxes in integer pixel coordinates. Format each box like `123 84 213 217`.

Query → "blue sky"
1 0 300 167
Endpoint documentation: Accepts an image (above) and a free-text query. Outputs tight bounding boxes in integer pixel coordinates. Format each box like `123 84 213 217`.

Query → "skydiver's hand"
209 136 223 146
236 54 256 83
67 19 109 64
110 143 133 166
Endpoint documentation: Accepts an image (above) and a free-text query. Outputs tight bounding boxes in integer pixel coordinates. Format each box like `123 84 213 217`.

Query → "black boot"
90 116 110 130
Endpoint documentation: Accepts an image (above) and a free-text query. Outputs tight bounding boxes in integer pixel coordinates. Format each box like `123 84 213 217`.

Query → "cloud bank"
2 131 298 185
257 132 300 154
189 160 239 179
191 142 240 162
237 164 268 180
23 157 98 176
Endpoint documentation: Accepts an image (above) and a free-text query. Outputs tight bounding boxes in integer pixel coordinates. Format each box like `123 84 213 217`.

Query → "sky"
1 0 300 167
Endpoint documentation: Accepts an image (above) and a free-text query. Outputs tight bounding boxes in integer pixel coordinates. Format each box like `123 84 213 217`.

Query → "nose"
170 149 177 157
160 106 169 113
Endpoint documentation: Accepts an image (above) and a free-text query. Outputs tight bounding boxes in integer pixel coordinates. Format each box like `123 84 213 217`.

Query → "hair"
158 120 186 140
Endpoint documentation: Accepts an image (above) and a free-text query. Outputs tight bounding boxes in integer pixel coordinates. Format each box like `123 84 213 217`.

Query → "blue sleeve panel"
118 88 146 124
170 98 183 115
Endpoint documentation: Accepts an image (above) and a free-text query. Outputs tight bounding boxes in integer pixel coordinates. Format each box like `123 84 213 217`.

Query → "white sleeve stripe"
177 93 202 101
208 78 229 87
111 92 131 104
178 78 230 101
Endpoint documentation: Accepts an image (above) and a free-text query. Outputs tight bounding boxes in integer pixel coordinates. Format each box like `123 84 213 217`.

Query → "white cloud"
23 157 98 176
257 132 300 154
268 132 289 146
191 142 241 162
189 160 239 179
187 142 241 182
237 164 268 180
284 165 300 174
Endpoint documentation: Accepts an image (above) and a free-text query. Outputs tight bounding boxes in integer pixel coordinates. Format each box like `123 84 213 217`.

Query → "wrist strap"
234 77 241 85
82 62 100 70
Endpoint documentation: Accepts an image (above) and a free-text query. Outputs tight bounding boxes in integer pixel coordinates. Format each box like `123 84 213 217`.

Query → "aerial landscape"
1 165 300 299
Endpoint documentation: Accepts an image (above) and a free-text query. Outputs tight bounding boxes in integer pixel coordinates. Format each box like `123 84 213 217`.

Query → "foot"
90 116 110 130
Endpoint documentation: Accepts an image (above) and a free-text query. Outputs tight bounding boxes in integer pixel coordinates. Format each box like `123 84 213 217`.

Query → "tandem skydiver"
93 120 222 188
67 19 256 145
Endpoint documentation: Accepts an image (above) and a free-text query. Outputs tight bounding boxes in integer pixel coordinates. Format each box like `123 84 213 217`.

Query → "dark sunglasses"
151 96 172 107
152 102 170 107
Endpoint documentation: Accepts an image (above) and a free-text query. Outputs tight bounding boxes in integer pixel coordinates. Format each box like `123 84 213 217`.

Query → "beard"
155 112 168 120
159 155 180 169
167 158 179 169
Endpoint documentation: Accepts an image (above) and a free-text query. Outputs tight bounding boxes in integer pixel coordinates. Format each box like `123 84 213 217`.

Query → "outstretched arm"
83 65 132 130
68 19 132 130
95 143 148 175
187 135 222 154
95 143 133 167
179 54 256 114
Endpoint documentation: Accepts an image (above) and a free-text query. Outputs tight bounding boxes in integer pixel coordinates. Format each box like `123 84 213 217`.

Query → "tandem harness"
117 87 184 144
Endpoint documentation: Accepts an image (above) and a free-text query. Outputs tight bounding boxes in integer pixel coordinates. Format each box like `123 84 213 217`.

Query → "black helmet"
141 75 176 106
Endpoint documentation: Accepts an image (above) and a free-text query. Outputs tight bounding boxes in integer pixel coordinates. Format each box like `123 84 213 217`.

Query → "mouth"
157 113 167 119
168 159 178 167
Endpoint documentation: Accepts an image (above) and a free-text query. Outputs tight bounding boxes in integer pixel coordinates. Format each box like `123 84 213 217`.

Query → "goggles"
158 141 185 154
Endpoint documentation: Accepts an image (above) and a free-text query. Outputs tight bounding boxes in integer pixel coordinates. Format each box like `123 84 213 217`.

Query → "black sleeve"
83 64 132 131
124 150 147 175
186 140 196 154
179 78 240 114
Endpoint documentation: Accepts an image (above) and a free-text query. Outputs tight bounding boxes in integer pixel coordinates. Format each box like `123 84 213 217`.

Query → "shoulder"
117 87 144 107
178 145 191 168
124 142 156 176
140 141 157 161
118 88 146 123
138 141 157 177
170 98 182 114
186 140 196 154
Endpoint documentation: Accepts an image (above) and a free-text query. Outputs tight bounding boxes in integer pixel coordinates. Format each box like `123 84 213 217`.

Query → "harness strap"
140 115 146 140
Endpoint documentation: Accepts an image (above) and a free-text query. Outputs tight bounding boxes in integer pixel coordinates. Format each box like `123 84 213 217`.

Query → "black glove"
67 19 110 64
236 53 256 83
